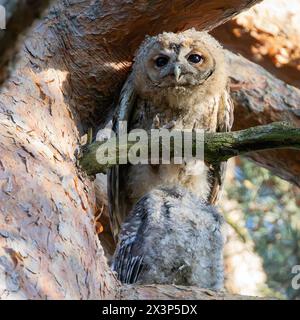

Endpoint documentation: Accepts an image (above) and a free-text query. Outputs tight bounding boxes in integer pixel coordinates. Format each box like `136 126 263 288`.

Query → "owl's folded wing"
108 73 137 241
111 200 148 284
208 89 234 204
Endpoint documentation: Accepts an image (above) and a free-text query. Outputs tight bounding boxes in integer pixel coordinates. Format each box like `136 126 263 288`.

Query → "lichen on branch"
79 122 300 176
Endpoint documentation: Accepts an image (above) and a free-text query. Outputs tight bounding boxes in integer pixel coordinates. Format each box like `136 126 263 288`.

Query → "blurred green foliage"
226 157 300 299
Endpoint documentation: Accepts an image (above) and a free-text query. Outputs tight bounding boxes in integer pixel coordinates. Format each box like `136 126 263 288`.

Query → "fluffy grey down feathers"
112 186 225 290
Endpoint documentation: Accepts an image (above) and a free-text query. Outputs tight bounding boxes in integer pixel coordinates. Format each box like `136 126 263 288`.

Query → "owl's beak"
173 65 182 82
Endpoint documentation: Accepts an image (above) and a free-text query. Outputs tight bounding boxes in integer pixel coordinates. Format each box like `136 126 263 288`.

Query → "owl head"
132 29 228 104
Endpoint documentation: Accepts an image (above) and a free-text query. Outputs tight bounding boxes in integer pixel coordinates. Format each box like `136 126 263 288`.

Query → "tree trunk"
0 0 121 300
0 0 295 300
0 0 54 85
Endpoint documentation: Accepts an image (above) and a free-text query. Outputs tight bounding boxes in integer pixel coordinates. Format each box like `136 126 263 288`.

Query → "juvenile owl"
108 29 234 240
111 186 225 289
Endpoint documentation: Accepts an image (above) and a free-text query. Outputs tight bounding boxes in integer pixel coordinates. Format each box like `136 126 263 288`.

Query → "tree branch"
205 122 300 163
227 51 300 185
49 0 262 126
0 0 54 84
119 284 269 300
79 122 300 176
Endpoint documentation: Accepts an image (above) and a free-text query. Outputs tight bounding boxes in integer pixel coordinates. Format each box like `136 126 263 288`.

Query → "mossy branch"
79 122 300 176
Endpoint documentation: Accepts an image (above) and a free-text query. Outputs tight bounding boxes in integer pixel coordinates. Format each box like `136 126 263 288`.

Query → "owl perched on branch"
108 29 234 241
111 186 225 289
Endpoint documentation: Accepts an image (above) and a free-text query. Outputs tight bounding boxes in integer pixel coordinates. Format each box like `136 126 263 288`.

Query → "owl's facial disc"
146 43 216 88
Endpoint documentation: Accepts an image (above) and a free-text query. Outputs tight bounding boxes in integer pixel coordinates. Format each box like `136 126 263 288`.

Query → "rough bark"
212 0 300 89
0 43 117 300
119 284 269 300
0 0 54 84
79 122 300 176
228 52 300 186
0 1 118 300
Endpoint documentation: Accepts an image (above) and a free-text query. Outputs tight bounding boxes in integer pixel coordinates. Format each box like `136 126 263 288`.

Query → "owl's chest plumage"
124 93 221 208
130 94 220 132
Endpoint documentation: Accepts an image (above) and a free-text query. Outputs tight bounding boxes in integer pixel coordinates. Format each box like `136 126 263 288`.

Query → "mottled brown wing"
107 73 137 241
111 199 148 284
208 89 234 204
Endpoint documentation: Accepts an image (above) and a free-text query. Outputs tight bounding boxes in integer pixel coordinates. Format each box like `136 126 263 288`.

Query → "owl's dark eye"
188 54 204 64
155 56 169 68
